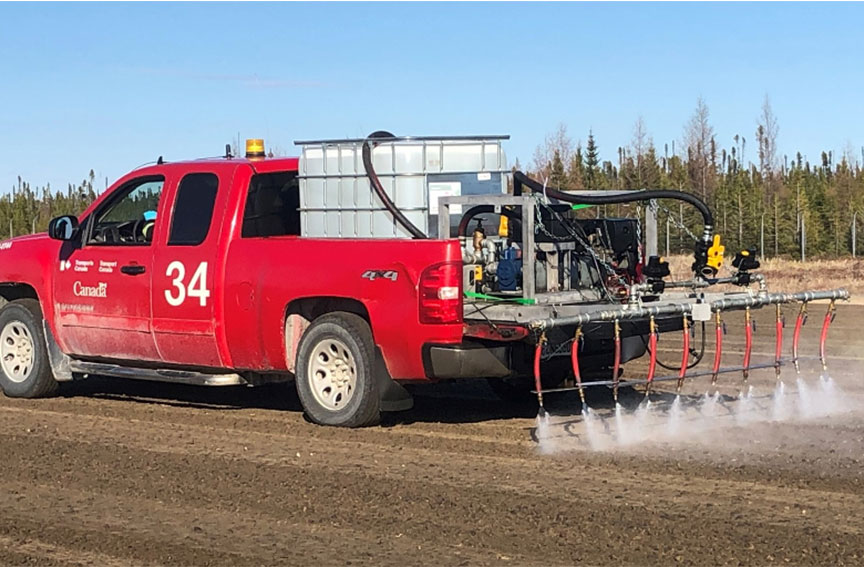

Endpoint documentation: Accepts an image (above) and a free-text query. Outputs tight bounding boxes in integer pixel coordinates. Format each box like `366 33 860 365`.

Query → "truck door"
53 176 164 360
151 170 228 367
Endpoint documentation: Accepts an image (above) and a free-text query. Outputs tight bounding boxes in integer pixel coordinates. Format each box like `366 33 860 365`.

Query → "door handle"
120 264 146 275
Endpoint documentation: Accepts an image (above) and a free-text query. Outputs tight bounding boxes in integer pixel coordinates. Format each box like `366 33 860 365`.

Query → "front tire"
295 312 380 427
0 299 58 398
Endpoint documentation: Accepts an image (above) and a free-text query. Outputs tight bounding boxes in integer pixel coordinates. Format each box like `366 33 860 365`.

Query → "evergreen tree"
584 131 600 189
549 150 567 189
568 146 585 189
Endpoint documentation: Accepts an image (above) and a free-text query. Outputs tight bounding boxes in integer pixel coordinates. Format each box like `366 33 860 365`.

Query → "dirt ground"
1 304 863 566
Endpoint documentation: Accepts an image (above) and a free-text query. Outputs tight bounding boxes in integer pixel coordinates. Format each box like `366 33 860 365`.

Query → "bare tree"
628 116 659 189
755 95 783 256
683 97 716 200
842 140 859 168
756 95 779 177
531 123 574 178
631 115 651 158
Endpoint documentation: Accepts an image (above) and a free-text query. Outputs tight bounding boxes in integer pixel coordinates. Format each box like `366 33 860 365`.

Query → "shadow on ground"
57 375 558 425
55 372 746 432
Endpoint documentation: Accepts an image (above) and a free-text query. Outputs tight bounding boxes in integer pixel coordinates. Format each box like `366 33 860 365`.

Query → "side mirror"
48 215 79 241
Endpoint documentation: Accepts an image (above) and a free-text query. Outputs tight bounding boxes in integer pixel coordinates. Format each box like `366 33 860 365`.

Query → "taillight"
419 261 462 324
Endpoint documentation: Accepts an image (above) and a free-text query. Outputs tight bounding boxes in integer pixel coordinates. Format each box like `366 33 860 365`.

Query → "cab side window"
241 172 300 238
168 173 219 246
88 177 164 246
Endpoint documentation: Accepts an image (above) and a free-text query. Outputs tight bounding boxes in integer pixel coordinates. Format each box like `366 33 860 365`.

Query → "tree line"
1 171 99 239
526 97 864 260
4 101 863 259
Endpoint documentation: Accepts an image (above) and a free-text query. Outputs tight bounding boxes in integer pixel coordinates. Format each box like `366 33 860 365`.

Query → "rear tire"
295 312 380 427
0 299 58 398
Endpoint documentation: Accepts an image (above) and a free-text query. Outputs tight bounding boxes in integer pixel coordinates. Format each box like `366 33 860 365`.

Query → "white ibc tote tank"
295 134 509 238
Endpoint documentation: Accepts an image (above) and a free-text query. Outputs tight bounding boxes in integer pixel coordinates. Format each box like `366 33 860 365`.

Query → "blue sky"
1 2 862 194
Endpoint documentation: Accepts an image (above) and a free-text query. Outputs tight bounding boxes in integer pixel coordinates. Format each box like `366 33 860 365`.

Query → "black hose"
646 321 707 371
456 205 522 237
513 171 714 235
362 131 428 239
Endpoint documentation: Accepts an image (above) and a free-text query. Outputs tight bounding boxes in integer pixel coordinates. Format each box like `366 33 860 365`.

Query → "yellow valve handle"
707 234 725 272
498 214 509 237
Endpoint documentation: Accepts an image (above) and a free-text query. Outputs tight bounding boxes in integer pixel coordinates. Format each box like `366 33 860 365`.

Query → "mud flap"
375 347 413 412
42 320 75 382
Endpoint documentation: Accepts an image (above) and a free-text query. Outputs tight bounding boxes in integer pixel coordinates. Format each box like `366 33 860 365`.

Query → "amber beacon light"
245 138 265 159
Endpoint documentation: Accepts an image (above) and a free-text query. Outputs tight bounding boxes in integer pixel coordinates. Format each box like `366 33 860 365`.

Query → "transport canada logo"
73 281 108 298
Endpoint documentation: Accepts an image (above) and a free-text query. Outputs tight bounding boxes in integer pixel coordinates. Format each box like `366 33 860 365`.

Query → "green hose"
464 291 536 305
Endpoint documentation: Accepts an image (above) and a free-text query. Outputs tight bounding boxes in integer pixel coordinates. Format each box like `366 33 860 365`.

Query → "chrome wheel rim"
307 337 357 411
1 321 34 383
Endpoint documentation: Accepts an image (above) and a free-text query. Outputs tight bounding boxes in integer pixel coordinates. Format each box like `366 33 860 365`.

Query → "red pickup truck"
0 148 484 426
4 135 799 427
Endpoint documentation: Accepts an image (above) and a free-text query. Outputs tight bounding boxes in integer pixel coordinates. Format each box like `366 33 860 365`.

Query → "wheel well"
0 283 39 308
285 297 371 326
283 297 372 374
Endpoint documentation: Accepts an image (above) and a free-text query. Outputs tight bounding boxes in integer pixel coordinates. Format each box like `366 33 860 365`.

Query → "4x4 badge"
361 270 398 282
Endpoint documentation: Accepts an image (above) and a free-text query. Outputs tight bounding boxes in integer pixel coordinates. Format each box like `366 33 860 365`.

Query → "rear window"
241 172 300 238
169 173 219 245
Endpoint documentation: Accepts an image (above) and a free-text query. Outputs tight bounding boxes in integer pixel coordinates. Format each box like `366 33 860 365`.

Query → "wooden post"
760 214 765 258
665 217 670 257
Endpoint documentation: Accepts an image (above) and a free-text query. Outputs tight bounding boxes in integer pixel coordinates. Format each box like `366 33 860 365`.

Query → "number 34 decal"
165 261 210 307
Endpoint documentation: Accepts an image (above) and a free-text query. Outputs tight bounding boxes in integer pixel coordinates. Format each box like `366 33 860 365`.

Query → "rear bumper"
425 342 512 379
424 333 649 380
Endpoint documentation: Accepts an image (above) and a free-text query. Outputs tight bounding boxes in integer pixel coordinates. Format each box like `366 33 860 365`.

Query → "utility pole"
760 214 765 258
853 211 858 258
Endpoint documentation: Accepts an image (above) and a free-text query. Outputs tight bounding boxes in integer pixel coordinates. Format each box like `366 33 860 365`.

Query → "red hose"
676 316 690 392
792 303 807 373
743 308 753 381
711 312 723 385
819 300 836 372
645 317 658 396
774 305 783 377
612 321 622 401
533 334 545 409
571 327 585 405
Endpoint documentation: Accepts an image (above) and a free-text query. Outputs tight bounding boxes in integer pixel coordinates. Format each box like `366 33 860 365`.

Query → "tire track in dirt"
0 480 524 567
2 394 862 493
0 534 154 567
